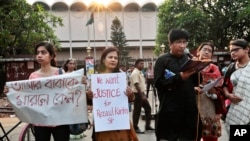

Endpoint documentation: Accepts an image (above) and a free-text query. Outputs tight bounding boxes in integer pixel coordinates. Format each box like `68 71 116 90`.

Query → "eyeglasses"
174 40 189 46
229 47 242 53
201 48 212 53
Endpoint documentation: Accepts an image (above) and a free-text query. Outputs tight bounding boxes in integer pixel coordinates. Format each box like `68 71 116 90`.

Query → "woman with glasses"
223 39 249 134
63 58 77 73
194 42 223 141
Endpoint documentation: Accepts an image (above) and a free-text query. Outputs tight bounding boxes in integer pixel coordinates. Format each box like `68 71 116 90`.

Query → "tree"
197 0 250 47
155 0 209 55
110 16 129 67
0 0 63 57
155 0 250 54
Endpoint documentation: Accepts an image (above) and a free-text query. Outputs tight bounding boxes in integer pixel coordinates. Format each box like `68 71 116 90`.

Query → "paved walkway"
0 117 229 141
0 92 229 141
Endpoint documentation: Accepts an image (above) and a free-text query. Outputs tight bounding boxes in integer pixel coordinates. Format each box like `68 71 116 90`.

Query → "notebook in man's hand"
179 59 212 72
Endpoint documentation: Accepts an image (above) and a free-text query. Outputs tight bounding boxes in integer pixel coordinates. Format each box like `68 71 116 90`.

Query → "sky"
26 0 164 7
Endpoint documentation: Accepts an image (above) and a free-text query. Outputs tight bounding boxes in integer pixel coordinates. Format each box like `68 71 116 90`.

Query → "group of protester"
3 28 250 141
154 29 250 141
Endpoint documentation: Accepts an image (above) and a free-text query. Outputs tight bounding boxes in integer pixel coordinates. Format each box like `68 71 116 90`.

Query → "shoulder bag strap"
58 68 63 75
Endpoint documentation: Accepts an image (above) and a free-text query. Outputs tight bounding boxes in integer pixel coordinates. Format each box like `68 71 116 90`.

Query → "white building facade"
29 0 163 65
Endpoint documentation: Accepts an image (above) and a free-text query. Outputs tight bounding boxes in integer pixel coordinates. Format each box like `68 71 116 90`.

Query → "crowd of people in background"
2 28 250 141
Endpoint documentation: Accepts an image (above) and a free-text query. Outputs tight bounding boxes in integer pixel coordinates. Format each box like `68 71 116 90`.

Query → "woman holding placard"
195 42 223 141
86 47 138 141
63 58 90 139
3 42 87 141
4 42 70 141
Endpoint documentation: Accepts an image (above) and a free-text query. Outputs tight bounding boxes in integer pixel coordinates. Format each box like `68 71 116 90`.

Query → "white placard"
201 76 224 92
91 72 130 132
6 69 88 126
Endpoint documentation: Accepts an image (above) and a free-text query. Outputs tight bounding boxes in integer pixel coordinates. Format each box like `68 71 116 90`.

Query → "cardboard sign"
91 72 130 132
6 69 88 126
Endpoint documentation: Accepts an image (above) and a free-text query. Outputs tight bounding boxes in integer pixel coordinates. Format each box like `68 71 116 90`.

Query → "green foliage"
155 0 250 54
0 0 63 56
110 16 129 66
197 0 250 47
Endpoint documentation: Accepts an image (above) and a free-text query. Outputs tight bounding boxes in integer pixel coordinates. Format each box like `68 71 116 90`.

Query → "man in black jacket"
154 29 202 141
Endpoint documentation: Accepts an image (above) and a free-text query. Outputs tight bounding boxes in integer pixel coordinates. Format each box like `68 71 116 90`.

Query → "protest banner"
6 69 88 126
91 72 130 132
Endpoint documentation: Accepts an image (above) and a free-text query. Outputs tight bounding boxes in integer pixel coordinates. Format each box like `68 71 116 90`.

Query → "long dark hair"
97 47 120 73
63 58 77 72
35 42 57 67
